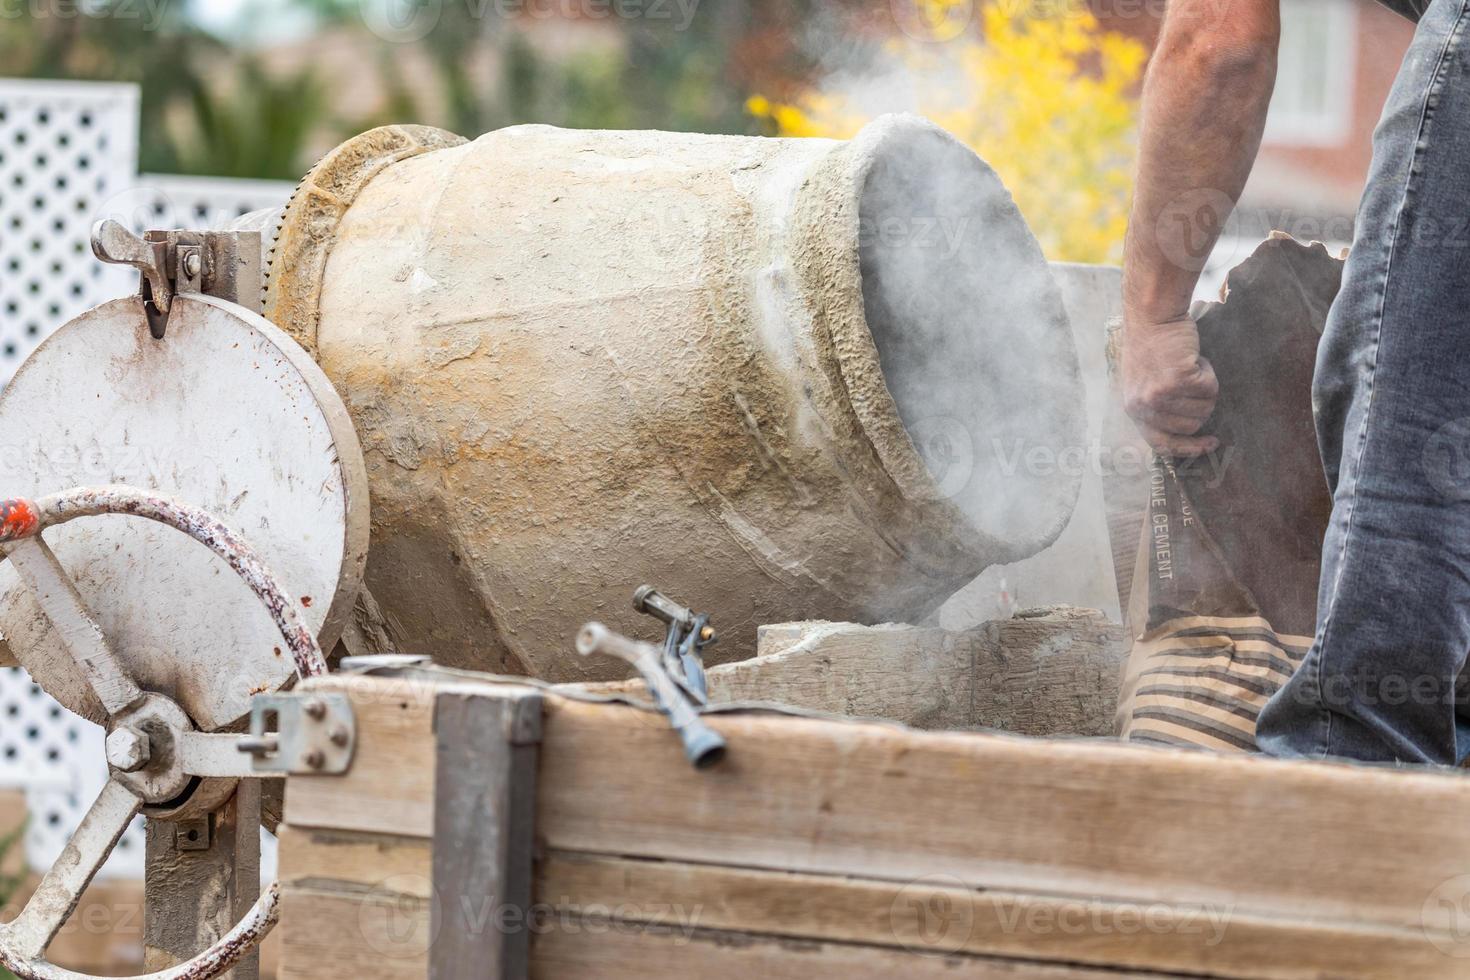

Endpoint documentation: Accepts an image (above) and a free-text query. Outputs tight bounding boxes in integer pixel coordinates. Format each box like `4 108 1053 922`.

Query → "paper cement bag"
1117 236 1341 750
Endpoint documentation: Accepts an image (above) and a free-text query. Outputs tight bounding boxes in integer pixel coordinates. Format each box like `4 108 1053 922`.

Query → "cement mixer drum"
0 293 369 731
260 114 1086 680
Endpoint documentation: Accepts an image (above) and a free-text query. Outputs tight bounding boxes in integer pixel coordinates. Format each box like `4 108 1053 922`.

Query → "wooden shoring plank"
278 884 429 980
529 921 1188 979
431 688 542 980
537 851 1463 980
276 825 432 894
284 674 1470 941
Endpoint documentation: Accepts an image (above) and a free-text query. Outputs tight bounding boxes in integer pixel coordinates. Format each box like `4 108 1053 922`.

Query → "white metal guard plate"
0 294 368 731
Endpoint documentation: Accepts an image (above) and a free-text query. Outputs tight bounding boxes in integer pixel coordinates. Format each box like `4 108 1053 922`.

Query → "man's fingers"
1141 424 1219 458
1125 363 1219 426
1156 394 1216 420
1147 411 1209 435
1135 399 1213 429
1130 393 1215 430
1185 356 1220 399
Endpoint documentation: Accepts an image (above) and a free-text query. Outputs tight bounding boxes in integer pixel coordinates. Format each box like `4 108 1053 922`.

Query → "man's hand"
1122 316 1220 457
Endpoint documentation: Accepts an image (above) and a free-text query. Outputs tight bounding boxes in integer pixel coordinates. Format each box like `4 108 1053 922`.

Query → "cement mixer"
0 114 1082 978
261 112 1085 680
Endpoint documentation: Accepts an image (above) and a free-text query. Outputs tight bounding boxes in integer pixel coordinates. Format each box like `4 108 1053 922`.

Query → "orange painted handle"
0 498 40 543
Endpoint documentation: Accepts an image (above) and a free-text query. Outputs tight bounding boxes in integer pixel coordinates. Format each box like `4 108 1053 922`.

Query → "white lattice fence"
0 78 293 880
0 78 141 878
134 173 292 233
0 79 137 378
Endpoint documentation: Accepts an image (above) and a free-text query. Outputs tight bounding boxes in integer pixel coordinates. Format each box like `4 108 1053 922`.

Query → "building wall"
1263 0 1413 186
1252 0 1416 222
1098 0 1416 229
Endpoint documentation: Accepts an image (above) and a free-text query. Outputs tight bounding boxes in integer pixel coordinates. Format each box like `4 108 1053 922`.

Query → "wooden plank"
538 851 1460 980
578 610 1126 736
530 921 1187 979
277 825 432 894
283 677 439 836
276 826 433 980
280 849 1228 980
279 884 429 980
144 785 264 980
431 689 542 980
533 694 1470 932
282 672 1470 974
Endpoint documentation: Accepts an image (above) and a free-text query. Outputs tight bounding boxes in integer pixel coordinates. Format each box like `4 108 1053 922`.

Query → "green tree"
0 0 875 179
0 1 323 178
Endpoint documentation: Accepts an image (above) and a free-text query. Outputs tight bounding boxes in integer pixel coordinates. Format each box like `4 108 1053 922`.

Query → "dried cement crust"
263 124 467 356
795 122 939 505
791 118 996 573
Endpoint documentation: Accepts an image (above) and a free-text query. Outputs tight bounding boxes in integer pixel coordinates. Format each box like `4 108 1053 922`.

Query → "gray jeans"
1256 0 1470 763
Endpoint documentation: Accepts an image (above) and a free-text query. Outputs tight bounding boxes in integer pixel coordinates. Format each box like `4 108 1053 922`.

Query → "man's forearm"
1124 22 1279 326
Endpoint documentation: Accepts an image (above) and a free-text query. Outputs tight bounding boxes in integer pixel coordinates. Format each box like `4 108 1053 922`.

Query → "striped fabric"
1119 615 1311 751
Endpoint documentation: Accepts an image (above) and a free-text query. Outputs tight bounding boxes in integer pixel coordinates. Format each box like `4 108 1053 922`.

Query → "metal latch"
237 692 356 775
90 219 263 338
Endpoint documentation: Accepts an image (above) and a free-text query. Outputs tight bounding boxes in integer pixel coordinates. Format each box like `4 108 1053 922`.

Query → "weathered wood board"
276 672 1470 979
576 607 1128 736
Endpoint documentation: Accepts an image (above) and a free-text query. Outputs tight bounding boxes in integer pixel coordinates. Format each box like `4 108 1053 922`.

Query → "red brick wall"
1095 0 1415 217
1260 1 1415 195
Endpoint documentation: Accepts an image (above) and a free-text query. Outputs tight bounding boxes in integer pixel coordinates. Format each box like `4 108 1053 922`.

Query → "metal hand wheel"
0 485 327 980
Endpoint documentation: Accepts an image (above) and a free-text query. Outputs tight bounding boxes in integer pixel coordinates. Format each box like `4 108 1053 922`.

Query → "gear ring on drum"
0 485 326 980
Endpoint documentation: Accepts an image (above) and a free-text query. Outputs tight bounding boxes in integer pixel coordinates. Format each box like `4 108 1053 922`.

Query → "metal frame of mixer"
0 222 361 980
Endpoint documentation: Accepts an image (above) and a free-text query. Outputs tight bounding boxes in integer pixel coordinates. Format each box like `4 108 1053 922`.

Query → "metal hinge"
236 692 356 775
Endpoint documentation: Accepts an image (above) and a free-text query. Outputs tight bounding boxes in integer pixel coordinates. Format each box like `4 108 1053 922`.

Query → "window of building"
1264 0 1358 147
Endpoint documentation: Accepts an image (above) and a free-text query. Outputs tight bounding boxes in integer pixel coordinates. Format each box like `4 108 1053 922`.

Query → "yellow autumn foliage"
749 1 1145 265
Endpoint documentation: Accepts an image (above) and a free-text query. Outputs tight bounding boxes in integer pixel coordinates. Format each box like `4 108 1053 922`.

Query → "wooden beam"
538 851 1459 980
431 688 541 980
530 921 1189 979
280 672 1470 979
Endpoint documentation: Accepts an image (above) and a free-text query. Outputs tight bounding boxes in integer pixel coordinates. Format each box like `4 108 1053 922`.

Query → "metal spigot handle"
576 622 726 769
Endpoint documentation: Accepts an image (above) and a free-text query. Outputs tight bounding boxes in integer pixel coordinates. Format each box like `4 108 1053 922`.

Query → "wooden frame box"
276 669 1470 979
